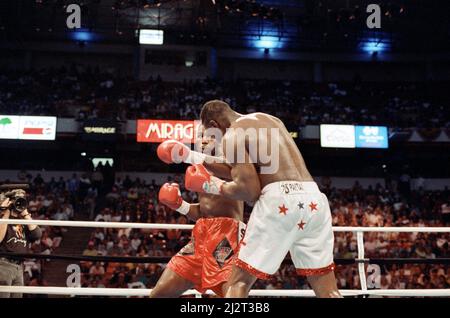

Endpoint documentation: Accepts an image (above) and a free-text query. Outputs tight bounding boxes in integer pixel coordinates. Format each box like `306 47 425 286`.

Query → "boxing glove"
185 164 224 195
157 140 205 164
158 183 190 215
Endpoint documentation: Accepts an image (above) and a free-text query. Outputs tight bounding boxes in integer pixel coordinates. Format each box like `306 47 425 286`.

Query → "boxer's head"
200 100 238 135
195 124 219 156
195 124 209 151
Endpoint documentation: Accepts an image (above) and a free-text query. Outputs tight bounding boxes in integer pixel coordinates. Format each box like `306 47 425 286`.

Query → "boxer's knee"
328 290 343 298
150 280 174 298
224 280 252 298
306 271 342 298
150 280 188 298
313 288 342 298
224 266 257 297
149 287 171 298
150 267 193 298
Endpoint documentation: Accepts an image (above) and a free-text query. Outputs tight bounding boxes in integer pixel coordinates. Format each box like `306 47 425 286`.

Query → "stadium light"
252 35 282 49
361 38 387 54
139 29 164 45
70 30 95 42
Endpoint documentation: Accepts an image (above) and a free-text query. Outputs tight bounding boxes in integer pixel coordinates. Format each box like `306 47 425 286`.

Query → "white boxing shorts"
236 181 335 279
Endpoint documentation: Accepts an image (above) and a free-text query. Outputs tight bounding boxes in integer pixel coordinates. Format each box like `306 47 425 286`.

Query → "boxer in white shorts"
179 100 341 298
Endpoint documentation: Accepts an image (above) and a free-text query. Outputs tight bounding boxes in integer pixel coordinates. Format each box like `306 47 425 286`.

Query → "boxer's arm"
157 140 232 179
203 160 232 180
158 183 205 222
220 162 261 202
185 163 260 202
185 203 202 222
219 130 260 202
185 131 261 201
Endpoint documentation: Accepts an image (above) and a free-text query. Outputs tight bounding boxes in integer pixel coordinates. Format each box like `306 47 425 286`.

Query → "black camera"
0 184 29 214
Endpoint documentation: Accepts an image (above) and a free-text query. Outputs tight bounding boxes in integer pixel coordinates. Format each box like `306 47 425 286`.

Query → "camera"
0 184 29 214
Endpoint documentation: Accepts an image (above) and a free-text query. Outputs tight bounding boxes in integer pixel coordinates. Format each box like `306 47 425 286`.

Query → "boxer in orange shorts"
150 132 245 298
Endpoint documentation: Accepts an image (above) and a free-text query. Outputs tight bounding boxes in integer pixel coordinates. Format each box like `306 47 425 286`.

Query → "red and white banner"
19 116 57 140
137 119 198 143
0 115 57 140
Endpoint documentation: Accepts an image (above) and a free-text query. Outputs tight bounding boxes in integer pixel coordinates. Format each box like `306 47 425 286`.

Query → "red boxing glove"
157 140 190 164
157 140 205 165
185 164 224 195
158 183 190 215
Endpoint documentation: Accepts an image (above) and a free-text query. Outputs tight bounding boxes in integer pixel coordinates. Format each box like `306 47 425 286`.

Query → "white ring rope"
0 219 449 232
0 286 448 297
0 219 195 230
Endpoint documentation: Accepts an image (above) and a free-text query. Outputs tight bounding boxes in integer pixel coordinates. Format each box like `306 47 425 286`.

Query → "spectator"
83 241 98 256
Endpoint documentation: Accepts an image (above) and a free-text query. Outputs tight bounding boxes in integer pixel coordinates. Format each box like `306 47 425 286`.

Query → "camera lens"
14 197 28 212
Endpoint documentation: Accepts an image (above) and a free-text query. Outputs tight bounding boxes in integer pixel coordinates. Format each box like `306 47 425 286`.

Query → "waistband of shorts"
196 217 242 226
261 181 320 195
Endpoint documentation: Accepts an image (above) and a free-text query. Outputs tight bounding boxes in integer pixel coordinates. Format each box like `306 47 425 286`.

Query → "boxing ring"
0 219 449 297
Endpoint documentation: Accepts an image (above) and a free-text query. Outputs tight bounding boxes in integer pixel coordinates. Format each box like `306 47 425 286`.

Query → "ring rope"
0 219 449 232
2 252 449 265
0 286 449 297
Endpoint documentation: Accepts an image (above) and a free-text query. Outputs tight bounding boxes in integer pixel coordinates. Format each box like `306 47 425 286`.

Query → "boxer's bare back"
222 112 313 189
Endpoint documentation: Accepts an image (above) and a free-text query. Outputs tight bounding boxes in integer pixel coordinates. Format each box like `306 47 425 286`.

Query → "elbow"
247 190 260 203
250 194 260 203
225 180 260 202
239 181 260 202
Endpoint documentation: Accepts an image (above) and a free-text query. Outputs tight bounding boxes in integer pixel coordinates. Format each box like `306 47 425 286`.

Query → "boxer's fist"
185 164 224 195
157 140 190 164
158 183 184 210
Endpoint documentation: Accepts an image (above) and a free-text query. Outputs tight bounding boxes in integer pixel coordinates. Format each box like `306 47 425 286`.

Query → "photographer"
0 187 42 298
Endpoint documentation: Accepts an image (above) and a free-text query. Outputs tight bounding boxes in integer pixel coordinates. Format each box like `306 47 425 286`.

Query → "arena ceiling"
0 0 449 52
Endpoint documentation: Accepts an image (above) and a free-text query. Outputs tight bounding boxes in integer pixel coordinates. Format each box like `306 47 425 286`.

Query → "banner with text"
320 124 388 149
137 119 198 143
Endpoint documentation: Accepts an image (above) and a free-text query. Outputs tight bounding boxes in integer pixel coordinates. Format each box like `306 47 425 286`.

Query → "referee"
0 191 42 298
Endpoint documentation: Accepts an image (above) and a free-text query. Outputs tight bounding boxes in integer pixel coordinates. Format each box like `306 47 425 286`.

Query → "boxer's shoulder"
235 113 260 123
234 112 282 128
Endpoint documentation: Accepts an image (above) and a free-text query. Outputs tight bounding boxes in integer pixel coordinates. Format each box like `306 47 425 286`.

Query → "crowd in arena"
1 63 449 295
75 172 449 293
1 66 449 129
